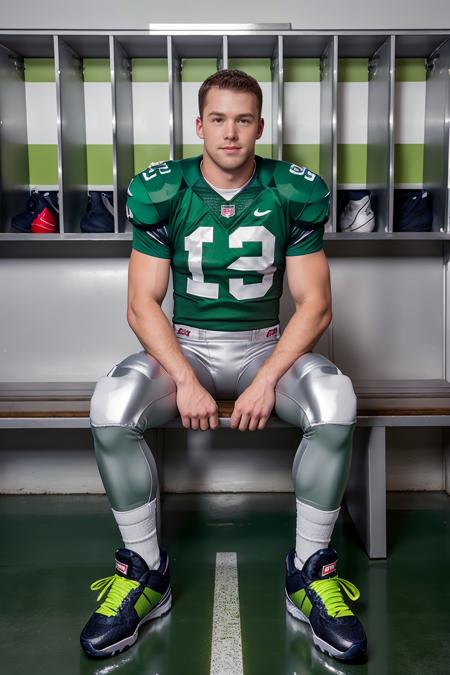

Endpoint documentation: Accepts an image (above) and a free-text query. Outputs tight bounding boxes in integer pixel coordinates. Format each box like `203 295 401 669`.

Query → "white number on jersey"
289 163 316 182
184 225 276 300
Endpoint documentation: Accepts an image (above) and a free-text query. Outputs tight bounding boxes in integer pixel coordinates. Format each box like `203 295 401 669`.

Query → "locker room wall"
0 0 449 30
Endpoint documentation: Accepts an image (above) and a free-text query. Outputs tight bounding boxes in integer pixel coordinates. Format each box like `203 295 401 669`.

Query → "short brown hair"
198 69 263 119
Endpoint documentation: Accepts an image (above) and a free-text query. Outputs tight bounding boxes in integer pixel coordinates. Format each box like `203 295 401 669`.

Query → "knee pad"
292 423 355 509
276 353 357 428
92 425 158 510
90 351 177 431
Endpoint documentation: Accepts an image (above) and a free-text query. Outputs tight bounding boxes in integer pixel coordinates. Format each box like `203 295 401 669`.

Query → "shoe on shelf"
339 190 375 233
393 189 433 232
11 190 59 233
80 547 172 658
285 547 367 662
80 191 114 233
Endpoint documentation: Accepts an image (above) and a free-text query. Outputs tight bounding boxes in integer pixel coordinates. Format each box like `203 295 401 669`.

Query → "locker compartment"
395 35 450 233
0 35 56 234
107 35 167 232
227 34 280 160
53 35 111 234
337 35 394 234
283 35 336 231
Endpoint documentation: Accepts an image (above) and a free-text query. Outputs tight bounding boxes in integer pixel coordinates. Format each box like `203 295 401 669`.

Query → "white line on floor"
210 552 244 675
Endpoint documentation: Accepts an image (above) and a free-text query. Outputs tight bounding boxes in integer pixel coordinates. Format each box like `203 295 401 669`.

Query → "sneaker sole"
285 593 366 662
82 588 172 658
340 215 376 233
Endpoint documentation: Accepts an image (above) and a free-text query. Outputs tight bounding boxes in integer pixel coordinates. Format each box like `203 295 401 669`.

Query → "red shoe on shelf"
31 206 58 233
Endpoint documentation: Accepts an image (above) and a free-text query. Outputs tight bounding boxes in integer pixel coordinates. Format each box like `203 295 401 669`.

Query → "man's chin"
210 150 253 171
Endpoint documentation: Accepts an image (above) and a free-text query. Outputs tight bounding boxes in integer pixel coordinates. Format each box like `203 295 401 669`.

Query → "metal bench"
2 380 450 559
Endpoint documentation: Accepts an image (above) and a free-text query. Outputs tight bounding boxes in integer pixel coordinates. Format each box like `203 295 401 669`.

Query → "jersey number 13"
184 225 276 301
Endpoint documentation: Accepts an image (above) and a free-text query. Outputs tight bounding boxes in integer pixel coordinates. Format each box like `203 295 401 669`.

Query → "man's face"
196 87 264 172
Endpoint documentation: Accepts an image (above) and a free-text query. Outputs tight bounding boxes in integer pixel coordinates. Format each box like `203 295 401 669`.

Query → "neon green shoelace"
90 574 140 617
309 576 360 618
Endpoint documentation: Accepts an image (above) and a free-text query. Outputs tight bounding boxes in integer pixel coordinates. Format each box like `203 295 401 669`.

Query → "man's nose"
224 121 237 139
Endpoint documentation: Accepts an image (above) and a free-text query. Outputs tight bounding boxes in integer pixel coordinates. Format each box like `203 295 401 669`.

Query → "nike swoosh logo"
254 209 271 217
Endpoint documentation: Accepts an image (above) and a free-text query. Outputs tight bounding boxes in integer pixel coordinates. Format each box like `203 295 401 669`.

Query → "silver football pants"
90 323 357 512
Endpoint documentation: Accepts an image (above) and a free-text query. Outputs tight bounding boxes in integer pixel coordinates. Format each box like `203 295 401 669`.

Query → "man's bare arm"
258 250 332 386
127 249 218 429
229 249 332 431
127 249 195 385
254 249 332 387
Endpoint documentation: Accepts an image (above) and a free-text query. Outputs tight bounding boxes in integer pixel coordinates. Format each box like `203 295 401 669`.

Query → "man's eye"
239 119 251 125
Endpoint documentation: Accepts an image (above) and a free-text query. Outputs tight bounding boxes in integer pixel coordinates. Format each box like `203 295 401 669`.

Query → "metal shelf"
0 29 449 235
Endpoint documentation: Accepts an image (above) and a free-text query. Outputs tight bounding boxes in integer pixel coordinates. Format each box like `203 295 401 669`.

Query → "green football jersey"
127 154 329 331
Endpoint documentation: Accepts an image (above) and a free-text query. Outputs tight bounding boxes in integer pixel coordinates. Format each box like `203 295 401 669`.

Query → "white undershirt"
200 160 256 201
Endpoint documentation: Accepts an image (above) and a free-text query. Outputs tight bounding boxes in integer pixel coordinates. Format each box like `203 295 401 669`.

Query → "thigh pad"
90 351 177 430
276 353 357 427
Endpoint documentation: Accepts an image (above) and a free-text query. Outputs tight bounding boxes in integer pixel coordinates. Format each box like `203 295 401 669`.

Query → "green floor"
0 492 449 675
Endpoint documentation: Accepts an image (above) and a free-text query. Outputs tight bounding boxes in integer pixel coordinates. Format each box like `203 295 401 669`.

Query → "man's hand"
230 378 276 431
176 378 219 431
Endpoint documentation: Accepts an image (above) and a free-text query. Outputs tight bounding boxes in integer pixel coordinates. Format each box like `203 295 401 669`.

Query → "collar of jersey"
186 154 272 230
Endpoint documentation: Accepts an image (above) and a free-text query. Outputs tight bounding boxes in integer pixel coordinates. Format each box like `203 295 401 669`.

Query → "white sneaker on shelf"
339 193 375 233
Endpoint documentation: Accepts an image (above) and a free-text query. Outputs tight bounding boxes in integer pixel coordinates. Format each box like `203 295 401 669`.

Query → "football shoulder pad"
271 159 330 226
126 159 184 230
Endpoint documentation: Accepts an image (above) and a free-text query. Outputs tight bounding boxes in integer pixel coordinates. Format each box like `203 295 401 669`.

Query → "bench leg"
444 428 450 496
345 426 387 559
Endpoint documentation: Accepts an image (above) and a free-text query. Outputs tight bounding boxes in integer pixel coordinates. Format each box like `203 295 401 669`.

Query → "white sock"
112 499 160 570
294 499 340 570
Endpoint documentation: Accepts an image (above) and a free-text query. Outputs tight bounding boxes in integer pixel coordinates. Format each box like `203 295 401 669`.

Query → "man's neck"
200 153 256 189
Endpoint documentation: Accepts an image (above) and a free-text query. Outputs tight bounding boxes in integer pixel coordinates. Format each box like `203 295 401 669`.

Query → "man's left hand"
230 378 276 431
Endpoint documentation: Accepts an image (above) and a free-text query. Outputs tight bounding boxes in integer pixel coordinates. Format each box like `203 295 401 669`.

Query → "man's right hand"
176 378 219 431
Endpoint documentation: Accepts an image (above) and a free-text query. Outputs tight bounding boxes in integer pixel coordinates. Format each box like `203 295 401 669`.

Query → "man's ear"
256 117 264 140
196 116 204 140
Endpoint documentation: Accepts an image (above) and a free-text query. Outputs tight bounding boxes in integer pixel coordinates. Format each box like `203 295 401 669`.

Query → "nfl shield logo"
221 204 235 218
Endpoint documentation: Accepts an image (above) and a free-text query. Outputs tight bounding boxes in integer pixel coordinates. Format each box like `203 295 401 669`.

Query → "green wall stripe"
182 144 204 159
83 59 110 83
132 59 168 82
24 59 55 83
182 59 218 82
337 144 367 183
284 59 320 83
395 58 426 82
134 144 171 173
395 144 424 183
28 145 58 184
86 145 113 184
23 142 428 187
338 58 368 83
228 59 271 82
282 145 320 174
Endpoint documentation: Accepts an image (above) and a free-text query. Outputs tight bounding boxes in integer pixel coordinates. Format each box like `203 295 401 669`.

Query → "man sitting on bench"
80 69 366 663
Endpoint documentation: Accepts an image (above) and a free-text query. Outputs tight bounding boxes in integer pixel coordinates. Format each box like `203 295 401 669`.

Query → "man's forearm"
255 302 332 387
128 302 196 386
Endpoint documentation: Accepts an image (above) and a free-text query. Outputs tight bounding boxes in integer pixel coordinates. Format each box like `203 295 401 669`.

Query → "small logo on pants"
177 328 191 336
266 328 278 338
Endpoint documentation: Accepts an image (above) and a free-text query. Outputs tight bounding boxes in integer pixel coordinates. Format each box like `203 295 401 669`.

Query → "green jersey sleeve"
280 164 329 256
126 159 183 228
127 159 184 258
132 224 172 259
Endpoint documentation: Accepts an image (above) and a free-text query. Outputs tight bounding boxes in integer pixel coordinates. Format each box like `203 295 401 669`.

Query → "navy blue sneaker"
285 548 367 662
394 189 433 232
80 548 172 658
80 191 114 233
11 191 59 232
